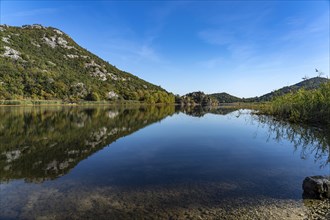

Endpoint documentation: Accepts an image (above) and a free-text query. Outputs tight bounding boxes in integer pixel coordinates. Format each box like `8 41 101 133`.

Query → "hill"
209 92 241 103
176 91 242 106
178 77 329 106
254 77 329 102
0 24 174 103
175 91 219 106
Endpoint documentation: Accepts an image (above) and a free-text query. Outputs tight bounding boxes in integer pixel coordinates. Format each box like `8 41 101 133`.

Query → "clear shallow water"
0 106 329 219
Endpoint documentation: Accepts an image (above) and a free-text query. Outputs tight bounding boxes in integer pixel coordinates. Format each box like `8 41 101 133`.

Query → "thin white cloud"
101 3 186 66
281 12 329 42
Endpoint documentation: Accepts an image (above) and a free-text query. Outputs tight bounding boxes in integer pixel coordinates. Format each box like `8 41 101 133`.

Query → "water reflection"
0 105 175 182
0 106 329 219
1 106 328 183
252 113 330 168
193 107 329 168
178 105 237 117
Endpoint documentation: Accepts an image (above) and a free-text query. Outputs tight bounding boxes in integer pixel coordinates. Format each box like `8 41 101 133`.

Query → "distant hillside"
179 77 329 106
0 24 174 103
176 91 219 106
209 92 241 103
255 77 329 102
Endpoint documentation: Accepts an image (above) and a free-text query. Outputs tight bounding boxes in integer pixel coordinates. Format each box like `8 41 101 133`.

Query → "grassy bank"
0 99 171 106
259 82 330 127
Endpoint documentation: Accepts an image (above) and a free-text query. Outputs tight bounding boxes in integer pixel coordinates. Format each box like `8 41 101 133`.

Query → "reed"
260 82 330 126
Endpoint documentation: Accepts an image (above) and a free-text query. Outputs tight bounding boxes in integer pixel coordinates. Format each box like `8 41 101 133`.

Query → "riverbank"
0 99 176 107
256 82 330 128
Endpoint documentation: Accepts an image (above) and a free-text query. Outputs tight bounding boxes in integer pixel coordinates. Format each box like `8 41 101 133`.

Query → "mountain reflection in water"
0 106 329 220
0 105 175 182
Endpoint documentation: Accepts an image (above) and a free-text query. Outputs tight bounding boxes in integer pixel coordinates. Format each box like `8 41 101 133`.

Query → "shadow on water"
0 105 175 183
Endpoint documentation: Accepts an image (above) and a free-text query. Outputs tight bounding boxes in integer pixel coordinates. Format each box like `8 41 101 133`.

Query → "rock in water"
302 176 330 199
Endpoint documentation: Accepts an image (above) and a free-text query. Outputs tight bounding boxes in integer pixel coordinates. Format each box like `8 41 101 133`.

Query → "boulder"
302 176 330 199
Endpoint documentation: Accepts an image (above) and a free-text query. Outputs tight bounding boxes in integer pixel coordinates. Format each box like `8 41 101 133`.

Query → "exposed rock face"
22 24 45 29
70 82 88 98
53 29 63 35
2 36 10 43
2 46 22 60
66 54 79 58
84 60 120 81
107 91 119 99
42 35 75 49
303 176 330 199
42 35 57 48
3 150 21 163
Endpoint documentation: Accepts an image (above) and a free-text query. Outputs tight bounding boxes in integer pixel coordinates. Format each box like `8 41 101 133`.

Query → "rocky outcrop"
107 91 119 99
2 46 22 60
2 36 10 43
303 176 330 199
42 35 75 49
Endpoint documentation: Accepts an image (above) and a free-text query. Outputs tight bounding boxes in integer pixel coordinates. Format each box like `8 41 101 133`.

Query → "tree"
315 68 324 77
302 75 309 81
85 92 100 101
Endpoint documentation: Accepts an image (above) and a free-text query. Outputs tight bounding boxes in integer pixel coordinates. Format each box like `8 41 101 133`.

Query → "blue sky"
1 1 329 97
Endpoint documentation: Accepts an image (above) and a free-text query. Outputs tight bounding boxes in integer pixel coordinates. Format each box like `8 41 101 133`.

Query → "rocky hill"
0 24 174 103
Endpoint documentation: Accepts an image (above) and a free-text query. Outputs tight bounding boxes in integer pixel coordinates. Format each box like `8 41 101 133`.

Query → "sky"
1 0 329 97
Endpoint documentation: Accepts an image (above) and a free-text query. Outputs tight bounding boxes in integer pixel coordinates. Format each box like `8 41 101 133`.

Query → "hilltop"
254 77 329 102
209 92 241 103
0 24 174 103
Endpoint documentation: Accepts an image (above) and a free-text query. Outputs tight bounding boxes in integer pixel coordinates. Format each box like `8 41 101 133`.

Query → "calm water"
0 106 329 219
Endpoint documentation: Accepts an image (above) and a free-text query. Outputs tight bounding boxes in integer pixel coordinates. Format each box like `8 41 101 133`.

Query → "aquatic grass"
0 100 64 105
261 82 330 126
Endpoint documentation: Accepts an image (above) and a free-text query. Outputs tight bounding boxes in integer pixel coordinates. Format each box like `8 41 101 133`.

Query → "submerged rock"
303 176 330 199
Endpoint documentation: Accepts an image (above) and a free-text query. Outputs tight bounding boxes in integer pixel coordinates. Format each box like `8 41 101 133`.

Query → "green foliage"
208 92 241 103
0 25 175 104
177 91 219 106
262 82 330 126
177 91 243 106
85 92 100 101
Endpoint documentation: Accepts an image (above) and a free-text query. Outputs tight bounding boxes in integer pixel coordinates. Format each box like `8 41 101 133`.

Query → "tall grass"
0 100 64 105
262 82 330 126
